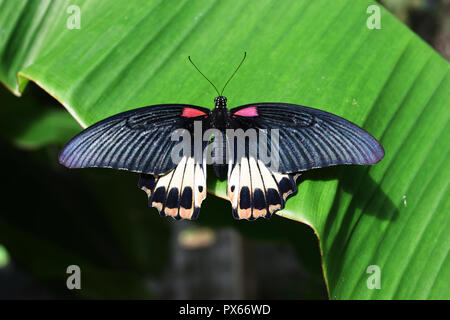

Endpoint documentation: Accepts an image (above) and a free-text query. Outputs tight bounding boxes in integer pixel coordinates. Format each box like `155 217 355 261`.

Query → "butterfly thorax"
210 96 231 129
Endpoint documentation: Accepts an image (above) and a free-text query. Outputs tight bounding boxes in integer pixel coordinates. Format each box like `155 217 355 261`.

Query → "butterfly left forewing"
59 104 210 175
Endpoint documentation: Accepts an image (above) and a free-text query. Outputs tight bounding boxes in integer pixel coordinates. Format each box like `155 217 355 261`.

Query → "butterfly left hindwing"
138 155 207 220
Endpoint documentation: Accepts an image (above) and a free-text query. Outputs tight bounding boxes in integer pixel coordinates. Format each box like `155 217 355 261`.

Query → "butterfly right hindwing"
227 157 299 220
225 102 384 220
225 126 299 220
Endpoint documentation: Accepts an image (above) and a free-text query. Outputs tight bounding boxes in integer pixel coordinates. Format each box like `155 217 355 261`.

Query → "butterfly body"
208 96 234 179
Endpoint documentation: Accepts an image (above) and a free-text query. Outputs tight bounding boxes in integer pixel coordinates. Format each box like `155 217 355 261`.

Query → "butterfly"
59 53 384 220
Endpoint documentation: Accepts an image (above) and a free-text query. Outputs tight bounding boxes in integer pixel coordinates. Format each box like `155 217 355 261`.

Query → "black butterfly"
59 54 384 220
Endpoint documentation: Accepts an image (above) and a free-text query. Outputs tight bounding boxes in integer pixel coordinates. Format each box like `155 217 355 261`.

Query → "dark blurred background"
0 0 449 299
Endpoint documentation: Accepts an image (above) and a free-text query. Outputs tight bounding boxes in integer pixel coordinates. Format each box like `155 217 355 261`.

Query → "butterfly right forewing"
230 103 384 173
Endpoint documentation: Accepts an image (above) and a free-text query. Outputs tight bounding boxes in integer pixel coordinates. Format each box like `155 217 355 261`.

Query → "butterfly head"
214 96 227 109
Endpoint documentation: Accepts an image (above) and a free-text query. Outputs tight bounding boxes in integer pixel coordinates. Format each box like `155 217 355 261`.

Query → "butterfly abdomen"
210 134 228 178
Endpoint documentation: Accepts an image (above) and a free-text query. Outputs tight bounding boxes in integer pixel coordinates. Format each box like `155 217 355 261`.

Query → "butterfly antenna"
188 56 221 97
220 52 247 95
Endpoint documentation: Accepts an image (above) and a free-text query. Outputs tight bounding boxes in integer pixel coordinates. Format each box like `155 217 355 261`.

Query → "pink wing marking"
233 106 258 117
181 107 207 118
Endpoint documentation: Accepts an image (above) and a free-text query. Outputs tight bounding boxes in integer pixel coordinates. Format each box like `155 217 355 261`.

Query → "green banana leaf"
0 83 80 148
0 245 9 268
1 0 448 299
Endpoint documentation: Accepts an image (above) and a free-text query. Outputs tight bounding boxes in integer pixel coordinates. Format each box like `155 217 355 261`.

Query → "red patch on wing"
181 107 207 118
233 106 258 117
